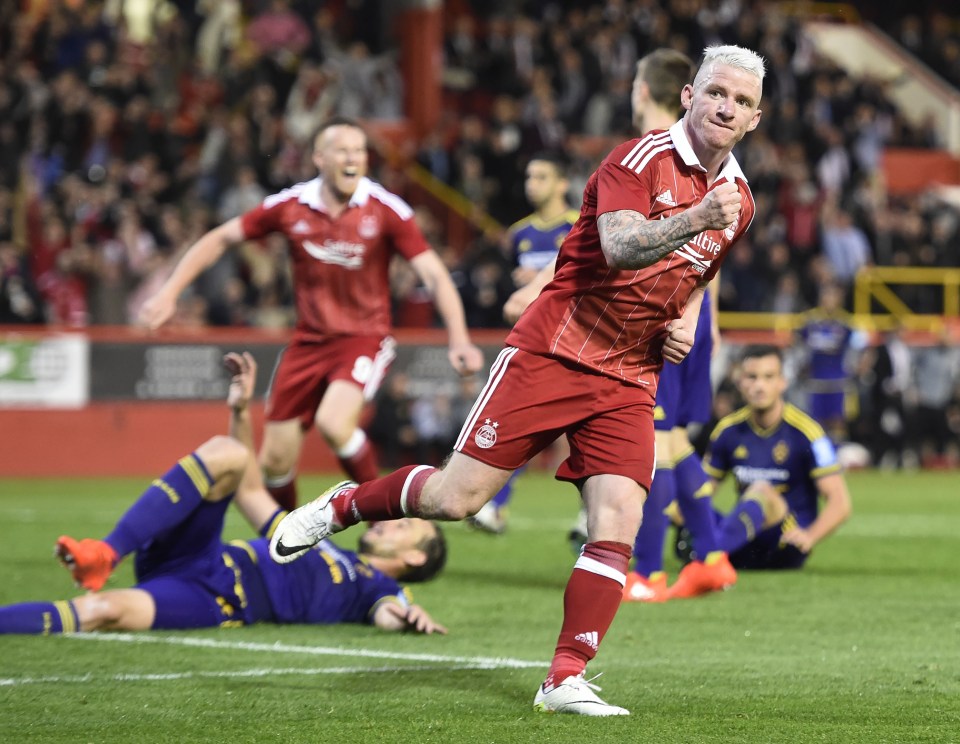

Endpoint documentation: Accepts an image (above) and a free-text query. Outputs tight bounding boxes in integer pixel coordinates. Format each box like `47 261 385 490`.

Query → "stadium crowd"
0 0 958 465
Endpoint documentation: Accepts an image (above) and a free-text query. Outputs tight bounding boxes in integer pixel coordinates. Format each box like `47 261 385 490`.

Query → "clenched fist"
697 181 741 231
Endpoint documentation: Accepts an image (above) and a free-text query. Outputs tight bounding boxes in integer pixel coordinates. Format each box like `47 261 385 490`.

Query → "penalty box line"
1 663 525 688
65 632 547 669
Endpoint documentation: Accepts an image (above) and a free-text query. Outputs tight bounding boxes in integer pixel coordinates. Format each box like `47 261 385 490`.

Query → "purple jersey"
653 290 713 431
703 403 841 568
133 497 407 630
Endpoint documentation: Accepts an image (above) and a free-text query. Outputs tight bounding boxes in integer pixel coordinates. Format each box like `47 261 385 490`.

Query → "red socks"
337 437 380 484
331 465 437 527
544 541 631 688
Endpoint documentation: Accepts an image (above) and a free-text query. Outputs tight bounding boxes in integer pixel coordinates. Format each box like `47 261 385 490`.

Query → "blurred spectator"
820 206 873 291
910 331 960 466
0 243 44 324
283 61 339 145
368 372 418 469
218 164 267 222
865 326 914 468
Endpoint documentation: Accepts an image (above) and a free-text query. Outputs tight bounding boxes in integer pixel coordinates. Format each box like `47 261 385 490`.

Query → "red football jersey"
508 121 755 389
241 177 429 339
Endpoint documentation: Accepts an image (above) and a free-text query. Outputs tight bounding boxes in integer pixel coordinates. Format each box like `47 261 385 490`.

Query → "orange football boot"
667 552 737 599
622 571 669 603
55 536 118 592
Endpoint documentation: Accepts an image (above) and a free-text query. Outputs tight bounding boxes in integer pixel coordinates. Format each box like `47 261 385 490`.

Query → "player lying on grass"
669 344 852 578
0 353 446 636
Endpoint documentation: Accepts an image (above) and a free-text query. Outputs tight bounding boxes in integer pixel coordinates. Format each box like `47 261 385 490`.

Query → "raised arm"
223 352 282 533
409 250 484 375
139 217 246 329
596 181 742 270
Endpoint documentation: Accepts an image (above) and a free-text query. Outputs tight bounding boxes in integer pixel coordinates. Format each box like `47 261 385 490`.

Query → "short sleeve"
596 161 655 219
240 200 284 240
384 204 430 261
808 434 842 479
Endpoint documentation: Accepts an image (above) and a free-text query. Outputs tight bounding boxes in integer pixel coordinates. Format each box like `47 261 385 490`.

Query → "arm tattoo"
598 210 699 269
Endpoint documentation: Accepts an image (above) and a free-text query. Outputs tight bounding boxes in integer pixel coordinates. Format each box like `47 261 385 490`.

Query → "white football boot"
533 673 630 716
268 480 356 564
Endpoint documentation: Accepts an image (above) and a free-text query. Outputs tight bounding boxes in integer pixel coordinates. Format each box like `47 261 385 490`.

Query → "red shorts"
265 335 396 429
454 347 657 490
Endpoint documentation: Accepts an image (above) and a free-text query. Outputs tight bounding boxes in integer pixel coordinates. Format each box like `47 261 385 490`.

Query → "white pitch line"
0 663 514 688
64 632 547 669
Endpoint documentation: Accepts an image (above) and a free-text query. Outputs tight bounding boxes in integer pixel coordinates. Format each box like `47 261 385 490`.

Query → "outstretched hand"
224 352 257 411
138 292 178 330
448 342 484 377
381 602 448 635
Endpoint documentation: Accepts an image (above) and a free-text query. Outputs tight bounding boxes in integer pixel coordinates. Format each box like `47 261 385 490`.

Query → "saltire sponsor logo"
302 240 366 269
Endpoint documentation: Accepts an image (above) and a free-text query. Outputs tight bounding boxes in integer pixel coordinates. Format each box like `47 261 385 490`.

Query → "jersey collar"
298 177 373 212
668 120 749 183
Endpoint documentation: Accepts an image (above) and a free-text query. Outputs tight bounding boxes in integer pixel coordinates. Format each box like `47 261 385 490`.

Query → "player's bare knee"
259 445 295 477
194 436 249 497
316 419 354 448
745 481 788 527
73 593 121 631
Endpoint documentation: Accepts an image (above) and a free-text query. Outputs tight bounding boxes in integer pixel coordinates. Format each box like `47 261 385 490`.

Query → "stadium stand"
1 0 959 469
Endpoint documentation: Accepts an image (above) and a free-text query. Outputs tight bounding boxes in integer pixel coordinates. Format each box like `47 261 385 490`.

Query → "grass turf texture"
1 470 958 743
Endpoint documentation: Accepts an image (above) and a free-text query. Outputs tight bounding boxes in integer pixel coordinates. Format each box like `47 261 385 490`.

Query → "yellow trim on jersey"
227 539 259 564
709 407 751 441
54 600 76 634
508 209 579 234
178 455 211 496
811 464 842 479
782 404 827 443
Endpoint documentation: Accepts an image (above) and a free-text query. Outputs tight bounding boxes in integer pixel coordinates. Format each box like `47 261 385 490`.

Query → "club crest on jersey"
475 419 499 449
773 441 789 464
358 215 380 239
302 239 366 269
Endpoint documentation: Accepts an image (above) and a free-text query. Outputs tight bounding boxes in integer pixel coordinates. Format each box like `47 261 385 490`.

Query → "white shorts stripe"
453 346 519 451
400 464 435 514
574 555 627 587
362 336 397 401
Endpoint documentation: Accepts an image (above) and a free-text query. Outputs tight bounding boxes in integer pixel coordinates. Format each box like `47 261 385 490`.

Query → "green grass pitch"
1 470 958 743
